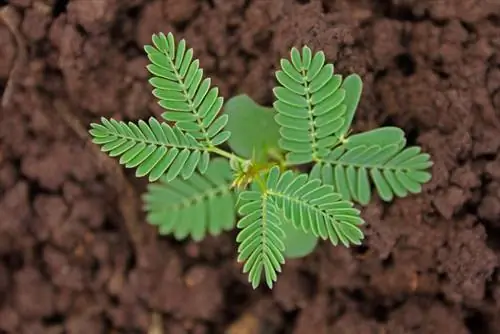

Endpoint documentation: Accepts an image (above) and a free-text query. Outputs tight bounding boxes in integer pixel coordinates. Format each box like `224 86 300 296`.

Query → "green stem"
208 146 247 164
267 148 286 169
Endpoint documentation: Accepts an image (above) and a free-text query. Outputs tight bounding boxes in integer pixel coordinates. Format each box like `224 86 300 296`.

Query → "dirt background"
1 0 500 333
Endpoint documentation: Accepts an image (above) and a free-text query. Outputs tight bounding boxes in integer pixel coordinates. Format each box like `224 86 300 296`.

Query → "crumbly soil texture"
1 0 500 333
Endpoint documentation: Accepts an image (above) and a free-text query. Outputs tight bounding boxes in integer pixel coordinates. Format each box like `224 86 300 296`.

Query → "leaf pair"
90 32 232 182
223 95 319 259
236 166 364 288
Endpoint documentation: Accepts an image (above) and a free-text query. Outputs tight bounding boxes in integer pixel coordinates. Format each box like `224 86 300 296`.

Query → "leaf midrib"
106 128 202 151
319 157 414 172
259 194 269 258
267 190 336 227
300 68 320 161
156 183 232 211
162 48 213 146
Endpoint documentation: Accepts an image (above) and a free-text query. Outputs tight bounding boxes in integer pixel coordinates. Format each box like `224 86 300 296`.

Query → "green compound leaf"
312 128 433 205
89 117 210 182
274 173 319 259
273 46 349 165
266 166 365 247
143 158 236 240
224 94 281 163
236 190 285 289
145 32 229 146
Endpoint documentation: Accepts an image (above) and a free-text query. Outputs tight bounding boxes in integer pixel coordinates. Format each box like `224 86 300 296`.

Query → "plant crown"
89 32 433 289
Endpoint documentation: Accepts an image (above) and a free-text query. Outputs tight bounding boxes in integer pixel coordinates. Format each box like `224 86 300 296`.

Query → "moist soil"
1 0 500 333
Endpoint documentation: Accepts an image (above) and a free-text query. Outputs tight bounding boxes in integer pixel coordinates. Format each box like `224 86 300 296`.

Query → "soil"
1 0 500 333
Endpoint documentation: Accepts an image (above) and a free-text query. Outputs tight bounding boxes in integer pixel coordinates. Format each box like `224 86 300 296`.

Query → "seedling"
89 32 433 289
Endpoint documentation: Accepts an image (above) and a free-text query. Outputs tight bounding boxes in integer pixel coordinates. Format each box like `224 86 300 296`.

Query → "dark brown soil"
1 0 500 333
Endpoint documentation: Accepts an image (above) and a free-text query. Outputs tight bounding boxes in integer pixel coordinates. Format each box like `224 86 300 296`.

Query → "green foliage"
143 158 236 240
337 74 363 137
310 127 432 205
265 167 364 247
224 94 281 163
145 32 230 146
89 117 209 182
273 46 353 165
236 187 285 289
280 216 318 259
88 32 433 290
237 167 363 288
225 94 321 259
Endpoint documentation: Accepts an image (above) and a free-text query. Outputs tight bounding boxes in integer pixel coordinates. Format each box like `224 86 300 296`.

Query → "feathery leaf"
236 190 285 289
89 117 208 182
266 167 365 247
312 128 433 204
143 158 236 240
145 32 229 146
273 46 349 164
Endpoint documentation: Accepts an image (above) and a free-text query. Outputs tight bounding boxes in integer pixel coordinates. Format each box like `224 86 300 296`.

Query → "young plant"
88 32 433 289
